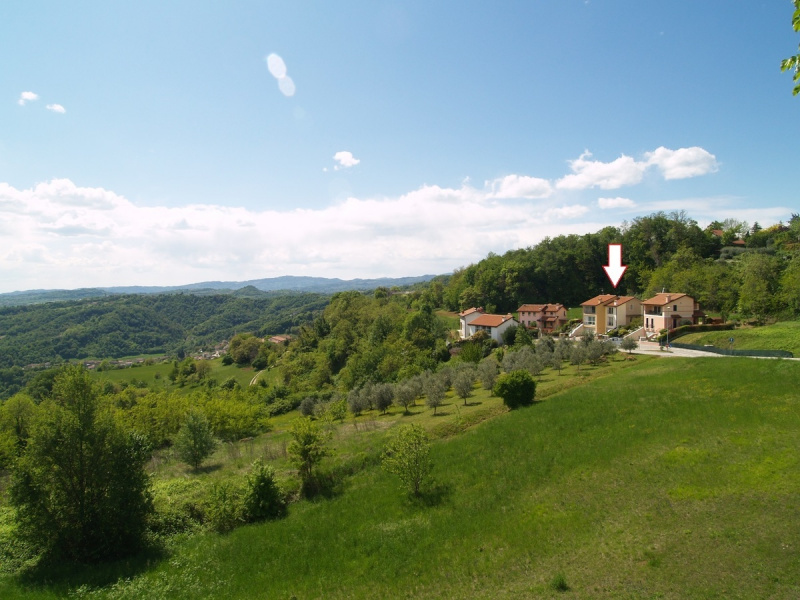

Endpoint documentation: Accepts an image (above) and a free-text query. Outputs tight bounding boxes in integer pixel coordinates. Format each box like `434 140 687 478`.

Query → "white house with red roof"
463 312 518 343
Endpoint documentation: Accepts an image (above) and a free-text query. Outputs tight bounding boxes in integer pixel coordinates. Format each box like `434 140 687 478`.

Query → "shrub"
382 424 432 497
242 459 286 522
493 370 536 409
205 482 243 533
175 411 217 470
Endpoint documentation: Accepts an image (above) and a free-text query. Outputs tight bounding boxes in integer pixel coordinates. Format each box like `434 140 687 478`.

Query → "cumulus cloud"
18 91 38 106
333 151 360 169
644 146 718 179
598 197 636 209
46 103 66 114
488 174 552 199
557 146 718 191
557 151 646 190
0 178 597 291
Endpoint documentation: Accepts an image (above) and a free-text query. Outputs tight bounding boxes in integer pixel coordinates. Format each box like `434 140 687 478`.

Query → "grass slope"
3 357 800 598
678 321 800 355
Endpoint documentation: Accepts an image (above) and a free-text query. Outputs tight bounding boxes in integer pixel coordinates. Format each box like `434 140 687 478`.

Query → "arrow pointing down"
603 244 627 288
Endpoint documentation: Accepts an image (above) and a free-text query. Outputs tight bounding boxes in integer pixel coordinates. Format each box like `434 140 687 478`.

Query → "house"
464 313 518 344
517 303 568 334
580 294 642 336
642 293 702 335
458 307 485 339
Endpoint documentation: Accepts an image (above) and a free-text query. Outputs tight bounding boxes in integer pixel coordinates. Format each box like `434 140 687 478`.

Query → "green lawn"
3 356 800 598
678 320 800 355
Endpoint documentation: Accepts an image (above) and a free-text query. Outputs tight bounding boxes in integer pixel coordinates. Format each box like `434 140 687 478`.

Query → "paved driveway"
631 341 723 358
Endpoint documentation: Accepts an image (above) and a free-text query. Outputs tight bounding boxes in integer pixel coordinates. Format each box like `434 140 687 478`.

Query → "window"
585 315 596 325
673 304 677 311
607 316 615 327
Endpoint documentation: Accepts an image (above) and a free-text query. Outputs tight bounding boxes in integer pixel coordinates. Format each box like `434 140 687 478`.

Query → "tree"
493 370 537 409
423 373 447 415
453 369 476 405
781 0 800 96
10 366 153 562
382 424 432 497
393 382 417 414
570 345 588 371
477 357 499 392
175 410 217 470
287 417 330 493
373 383 395 415
620 337 639 354
229 333 262 366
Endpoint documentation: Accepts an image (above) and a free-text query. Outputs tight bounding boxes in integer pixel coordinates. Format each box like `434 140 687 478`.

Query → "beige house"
581 295 642 336
517 303 568 334
464 313 518 344
642 293 702 335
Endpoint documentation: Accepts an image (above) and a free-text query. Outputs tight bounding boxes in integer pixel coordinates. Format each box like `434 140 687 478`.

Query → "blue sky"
1 1 798 292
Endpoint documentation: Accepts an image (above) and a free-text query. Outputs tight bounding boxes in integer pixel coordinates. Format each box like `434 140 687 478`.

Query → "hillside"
677 321 800 355
0 292 328 370
3 357 798 598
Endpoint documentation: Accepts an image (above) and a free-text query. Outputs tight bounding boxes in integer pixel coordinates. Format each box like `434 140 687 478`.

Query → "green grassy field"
92 359 267 392
678 320 800 355
2 355 799 598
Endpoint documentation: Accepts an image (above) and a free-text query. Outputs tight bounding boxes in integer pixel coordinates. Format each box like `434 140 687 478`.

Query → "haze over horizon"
2 2 798 294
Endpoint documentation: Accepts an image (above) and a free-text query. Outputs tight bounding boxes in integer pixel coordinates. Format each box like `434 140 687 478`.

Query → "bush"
242 459 286 522
299 396 317 417
493 370 536 409
382 424 432 497
175 411 217 470
205 482 243 533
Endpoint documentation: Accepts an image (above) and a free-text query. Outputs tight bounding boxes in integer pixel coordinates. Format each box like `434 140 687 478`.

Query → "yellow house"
581 295 642 336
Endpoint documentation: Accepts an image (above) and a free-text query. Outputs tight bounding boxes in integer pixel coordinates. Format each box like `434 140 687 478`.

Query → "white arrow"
603 244 627 288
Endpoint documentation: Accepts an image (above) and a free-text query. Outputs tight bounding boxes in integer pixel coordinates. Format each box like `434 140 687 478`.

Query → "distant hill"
0 275 438 307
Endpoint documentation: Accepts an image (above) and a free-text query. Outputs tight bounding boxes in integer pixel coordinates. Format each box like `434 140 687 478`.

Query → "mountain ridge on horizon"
0 274 440 306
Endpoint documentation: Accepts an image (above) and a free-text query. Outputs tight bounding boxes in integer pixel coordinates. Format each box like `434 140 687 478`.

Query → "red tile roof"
470 314 515 328
459 307 484 317
642 293 689 306
581 295 637 307
517 303 566 313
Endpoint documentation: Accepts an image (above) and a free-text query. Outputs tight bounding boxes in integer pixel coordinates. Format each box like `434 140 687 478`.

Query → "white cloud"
557 146 718 191
557 151 646 190
489 174 552 199
18 91 38 106
0 178 598 291
644 146 719 179
598 197 636 209
46 104 66 114
333 151 360 169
